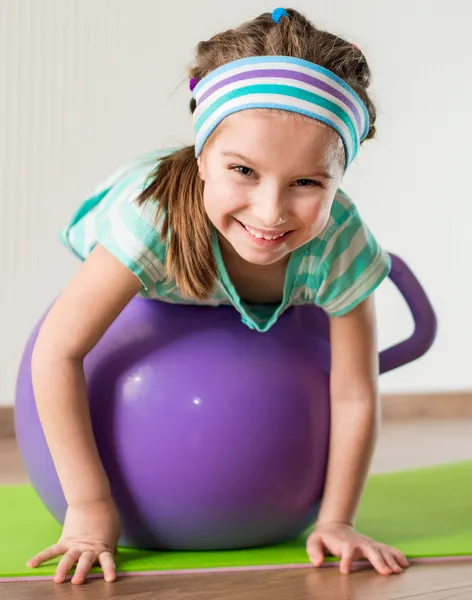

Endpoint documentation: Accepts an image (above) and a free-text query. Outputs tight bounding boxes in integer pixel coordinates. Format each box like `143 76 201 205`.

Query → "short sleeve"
314 204 391 316
61 148 179 292
94 171 167 292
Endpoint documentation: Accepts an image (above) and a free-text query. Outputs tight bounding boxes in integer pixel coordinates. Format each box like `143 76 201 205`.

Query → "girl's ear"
197 155 205 181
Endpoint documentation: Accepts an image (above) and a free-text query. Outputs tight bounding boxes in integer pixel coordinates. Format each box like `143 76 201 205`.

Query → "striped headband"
191 55 370 168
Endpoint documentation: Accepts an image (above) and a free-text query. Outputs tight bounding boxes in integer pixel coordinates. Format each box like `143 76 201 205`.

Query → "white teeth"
243 224 286 241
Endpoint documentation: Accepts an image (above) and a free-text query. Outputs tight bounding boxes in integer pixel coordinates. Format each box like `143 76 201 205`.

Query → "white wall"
1 0 471 406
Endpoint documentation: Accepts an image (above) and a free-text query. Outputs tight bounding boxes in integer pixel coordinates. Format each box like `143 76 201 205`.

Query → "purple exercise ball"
14 298 331 551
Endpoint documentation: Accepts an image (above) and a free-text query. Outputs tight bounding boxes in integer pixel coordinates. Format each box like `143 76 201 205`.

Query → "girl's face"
197 109 345 267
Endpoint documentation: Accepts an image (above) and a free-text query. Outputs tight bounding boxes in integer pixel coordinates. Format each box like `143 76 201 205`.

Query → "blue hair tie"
272 7 288 23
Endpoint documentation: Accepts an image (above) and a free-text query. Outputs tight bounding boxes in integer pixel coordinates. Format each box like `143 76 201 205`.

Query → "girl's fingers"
27 544 63 568
380 549 404 573
390 548 410 568
363 545 391 575
339 545 355 574
53 549 82 583
71 550 97 585
306 534 325 567
99 551 117 582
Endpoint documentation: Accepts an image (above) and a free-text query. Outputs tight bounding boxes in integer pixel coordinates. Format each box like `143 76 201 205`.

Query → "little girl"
27 7 409 585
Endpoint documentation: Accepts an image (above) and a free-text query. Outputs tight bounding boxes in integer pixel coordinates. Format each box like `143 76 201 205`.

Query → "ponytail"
135 145 216 299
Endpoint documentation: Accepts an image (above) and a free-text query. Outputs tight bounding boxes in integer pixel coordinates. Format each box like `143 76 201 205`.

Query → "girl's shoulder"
318 187 358 243
298 188 391 316
97 147 181 190
61 147 181 289
300 187 359 266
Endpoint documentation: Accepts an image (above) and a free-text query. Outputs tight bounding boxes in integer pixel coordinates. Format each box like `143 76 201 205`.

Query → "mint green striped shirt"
61 148 391 332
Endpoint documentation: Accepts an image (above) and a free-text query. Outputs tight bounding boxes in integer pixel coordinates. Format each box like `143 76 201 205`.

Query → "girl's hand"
306 522 410 576
27 498 121 584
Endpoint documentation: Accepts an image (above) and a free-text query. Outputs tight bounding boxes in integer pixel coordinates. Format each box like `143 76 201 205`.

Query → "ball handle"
378 253 437 374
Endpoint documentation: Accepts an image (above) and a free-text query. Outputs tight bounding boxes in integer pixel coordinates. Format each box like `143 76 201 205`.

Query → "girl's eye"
231 166 322 188
231 165 253 177
295 179 322 188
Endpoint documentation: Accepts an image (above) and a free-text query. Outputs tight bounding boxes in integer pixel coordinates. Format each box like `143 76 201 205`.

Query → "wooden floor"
1 418 472 599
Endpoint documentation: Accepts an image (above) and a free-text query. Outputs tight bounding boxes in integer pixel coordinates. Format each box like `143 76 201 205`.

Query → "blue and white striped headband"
190 55 370 169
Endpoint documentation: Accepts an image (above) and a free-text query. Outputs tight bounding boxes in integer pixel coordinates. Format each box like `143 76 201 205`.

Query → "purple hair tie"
189 77 199 92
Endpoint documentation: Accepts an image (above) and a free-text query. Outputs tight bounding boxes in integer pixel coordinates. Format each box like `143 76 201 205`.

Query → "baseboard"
1 392 471 438
381 391 472 421
0 407 15 438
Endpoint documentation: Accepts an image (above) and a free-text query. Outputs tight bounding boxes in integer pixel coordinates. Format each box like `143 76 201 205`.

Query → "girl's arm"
316 294 379 526
29 243 143 583
307 295 409 575
32 243 143 507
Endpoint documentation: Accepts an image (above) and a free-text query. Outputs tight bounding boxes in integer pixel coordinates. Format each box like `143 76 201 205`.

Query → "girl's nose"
251 191 285 228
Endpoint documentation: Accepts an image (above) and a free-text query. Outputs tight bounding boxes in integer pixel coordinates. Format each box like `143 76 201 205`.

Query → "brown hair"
135 8 377 299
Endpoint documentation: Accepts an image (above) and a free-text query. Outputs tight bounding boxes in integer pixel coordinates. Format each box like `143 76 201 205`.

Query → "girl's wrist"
315 519 354 529
68 494 115 511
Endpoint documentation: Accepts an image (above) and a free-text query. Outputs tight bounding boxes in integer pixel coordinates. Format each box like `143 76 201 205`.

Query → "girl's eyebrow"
221 151 334 180
221 151 253 163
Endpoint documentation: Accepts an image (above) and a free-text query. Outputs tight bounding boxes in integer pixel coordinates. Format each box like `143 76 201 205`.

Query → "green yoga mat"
2 461 472 581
